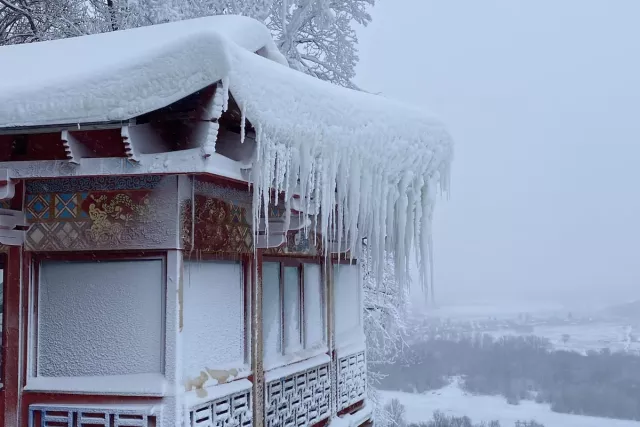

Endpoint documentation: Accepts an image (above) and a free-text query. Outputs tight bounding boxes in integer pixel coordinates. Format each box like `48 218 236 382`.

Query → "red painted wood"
72 129 126 158
3 247 22 427
1 182 25 427
0 252 7 427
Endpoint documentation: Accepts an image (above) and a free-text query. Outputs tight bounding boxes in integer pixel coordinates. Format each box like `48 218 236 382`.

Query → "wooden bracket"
0 168 16 200
121 125 140 163
61 130 90 164
0 208 30 246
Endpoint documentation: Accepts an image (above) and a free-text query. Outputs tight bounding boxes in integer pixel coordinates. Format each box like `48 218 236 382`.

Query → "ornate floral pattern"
24 176 177 251
182 194 253 254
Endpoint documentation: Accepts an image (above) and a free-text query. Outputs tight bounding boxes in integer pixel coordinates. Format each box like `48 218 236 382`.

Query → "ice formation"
0 15 453 290
225 46 453 291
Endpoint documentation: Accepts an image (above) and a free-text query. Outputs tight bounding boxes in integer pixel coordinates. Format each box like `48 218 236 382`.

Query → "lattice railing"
29 403 161 427
189 388 253 427
336 350 367 411
265 361 331 427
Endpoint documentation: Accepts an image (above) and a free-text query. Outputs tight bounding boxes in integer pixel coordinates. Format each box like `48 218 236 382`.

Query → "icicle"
226 52 454 302
221 76 230 112
240 106 246 144
190 177 195 253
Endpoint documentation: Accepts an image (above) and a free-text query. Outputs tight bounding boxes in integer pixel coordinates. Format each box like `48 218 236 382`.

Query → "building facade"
0 14 453 427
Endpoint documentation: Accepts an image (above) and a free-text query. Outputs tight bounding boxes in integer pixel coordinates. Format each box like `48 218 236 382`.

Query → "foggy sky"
356 0 640 307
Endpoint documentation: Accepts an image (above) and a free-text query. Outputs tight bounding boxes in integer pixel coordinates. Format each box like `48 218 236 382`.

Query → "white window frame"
262 259 327 369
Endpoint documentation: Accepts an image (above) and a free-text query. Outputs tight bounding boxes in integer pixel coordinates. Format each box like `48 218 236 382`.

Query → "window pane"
283 266 302 354
262 262 281 361
304 264 324 348
37 260 163 377
334 264 361 341
183 260 244 376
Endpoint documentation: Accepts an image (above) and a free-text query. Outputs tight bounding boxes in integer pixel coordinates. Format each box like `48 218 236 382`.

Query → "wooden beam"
0 149 247 182
0 121 126 136
254 234 286 249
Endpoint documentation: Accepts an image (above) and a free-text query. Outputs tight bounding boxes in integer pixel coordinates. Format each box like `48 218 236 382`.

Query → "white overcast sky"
356 0 640 307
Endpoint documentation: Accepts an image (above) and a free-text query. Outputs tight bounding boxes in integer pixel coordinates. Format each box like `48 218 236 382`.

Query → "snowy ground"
381 382 640 427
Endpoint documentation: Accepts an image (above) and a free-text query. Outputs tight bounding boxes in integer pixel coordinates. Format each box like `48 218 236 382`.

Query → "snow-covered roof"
0 15 286 128
0 15 453 288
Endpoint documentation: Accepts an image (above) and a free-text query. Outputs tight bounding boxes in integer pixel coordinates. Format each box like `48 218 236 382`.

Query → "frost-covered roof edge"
0 15 287 129
0 15 454 292
223 45 454 291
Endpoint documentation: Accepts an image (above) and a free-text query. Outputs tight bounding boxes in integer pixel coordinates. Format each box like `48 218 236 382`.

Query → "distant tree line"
384 399 544 427
379 334 640 421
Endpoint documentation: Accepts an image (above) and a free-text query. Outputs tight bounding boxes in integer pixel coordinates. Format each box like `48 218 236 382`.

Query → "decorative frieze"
265 362 331 427
337 351 367 411
28 403 161 427
189 388 253 427
24 176 178 251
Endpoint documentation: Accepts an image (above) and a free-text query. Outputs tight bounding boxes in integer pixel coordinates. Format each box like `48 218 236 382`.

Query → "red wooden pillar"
1 182 25 427
251 250 265 427
2 246 22 427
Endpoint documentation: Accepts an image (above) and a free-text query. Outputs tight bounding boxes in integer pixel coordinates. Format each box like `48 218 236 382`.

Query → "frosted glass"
304 264 324 347
262 262 281 360
183 260 244 376
38 260 163 377
283 266 302 354
334 264 361 339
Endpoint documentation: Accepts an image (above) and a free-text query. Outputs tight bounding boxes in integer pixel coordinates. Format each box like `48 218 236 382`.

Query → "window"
262 261 325 367
334 263 362 341
33 259 164 380
183 260 246 375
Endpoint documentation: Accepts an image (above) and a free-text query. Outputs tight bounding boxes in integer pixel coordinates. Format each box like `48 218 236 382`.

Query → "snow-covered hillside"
381 382 640 427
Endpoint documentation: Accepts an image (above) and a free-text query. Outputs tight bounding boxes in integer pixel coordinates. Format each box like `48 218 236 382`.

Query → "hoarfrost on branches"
362 243 409 426
267 0 374 89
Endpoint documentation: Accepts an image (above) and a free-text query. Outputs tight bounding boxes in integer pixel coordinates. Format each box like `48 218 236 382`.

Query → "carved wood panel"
29 404 162 427
189 388 253 427
265 363 331 427
337 350 367 411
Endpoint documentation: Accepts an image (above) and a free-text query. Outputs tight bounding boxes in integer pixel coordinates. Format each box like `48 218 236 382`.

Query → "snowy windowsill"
265 353 331 383
335 330 366 359
263 343 329 373
24 373 168 396
184 378 252 409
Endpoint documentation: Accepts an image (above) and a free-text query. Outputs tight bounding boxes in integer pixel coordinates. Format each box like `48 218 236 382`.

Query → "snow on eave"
0 15 286 129
225 46 454 291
